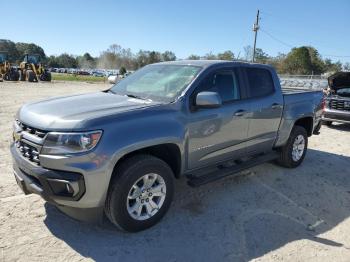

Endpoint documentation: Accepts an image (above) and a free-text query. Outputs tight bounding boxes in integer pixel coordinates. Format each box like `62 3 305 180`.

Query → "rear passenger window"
195 70 240 103
246 68 274 98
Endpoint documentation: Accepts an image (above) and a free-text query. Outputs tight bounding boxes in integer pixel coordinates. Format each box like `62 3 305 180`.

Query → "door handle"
271 103 281 109
234 109 246 117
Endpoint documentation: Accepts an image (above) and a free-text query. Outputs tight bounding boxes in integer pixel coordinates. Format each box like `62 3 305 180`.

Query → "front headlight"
41 130 102 155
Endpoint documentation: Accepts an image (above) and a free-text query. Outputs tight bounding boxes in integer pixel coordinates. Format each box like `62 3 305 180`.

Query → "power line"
260 28 350 59
260 28 294 48
322 54 350 58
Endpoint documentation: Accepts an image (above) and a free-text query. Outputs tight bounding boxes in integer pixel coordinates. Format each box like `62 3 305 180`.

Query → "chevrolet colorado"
11 60 323 232
323 72 350 125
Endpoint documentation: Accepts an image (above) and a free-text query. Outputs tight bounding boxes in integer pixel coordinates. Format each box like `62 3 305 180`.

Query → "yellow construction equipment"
0 52 19 82
18 54 51 82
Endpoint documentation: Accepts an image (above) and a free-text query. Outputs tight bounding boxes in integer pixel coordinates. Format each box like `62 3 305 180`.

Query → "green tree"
47 55 59 67
187 54 200 60
255 48 270 63
148 51 162 64
267 53 286 74
344 62 350 71
119 66 127 75
161 51 176 61
0 39 19 62
15 42 46 63
77 52 96 68
324 58 342 73
204 52 217 60
56 53 78 68
282 47 313 74
217 50 234 61
306 47 325 74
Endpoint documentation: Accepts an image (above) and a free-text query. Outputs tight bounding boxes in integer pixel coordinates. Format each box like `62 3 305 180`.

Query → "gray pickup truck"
11 60 323 232
323 72 350 125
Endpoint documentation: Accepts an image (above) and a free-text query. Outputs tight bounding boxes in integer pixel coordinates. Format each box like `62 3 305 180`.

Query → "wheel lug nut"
146 198 149 202
149 193 152 196
141 199 144 203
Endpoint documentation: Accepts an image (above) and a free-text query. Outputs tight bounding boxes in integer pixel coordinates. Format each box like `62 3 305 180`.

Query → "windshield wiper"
107 89 116 94
125 93 152 101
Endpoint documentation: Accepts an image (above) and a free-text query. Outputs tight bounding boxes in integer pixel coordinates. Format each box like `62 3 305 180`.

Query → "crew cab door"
186 67 251 170
242 66 284 154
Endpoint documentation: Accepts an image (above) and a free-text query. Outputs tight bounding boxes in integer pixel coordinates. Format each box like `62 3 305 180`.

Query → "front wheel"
276 125 308 168
105 154 174 232
40 72 51 81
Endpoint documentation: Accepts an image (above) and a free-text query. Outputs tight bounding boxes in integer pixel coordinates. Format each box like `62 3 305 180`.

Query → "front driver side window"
195 70 240 103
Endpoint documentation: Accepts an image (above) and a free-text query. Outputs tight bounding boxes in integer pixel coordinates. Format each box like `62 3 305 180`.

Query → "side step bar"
187 152 279 187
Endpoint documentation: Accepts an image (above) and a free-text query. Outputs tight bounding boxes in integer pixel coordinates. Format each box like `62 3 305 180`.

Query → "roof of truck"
157 59 271 68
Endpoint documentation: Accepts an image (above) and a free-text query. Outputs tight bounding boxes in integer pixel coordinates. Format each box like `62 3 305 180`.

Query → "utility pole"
252 9 260 62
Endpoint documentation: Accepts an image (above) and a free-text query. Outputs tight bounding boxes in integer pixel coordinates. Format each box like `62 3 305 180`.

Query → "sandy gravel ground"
0 81 350 262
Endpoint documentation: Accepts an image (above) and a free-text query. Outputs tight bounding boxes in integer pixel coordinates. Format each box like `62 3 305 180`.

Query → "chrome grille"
15 120 47 165
16 140 40 164
16 120 47 138
329 99 350 111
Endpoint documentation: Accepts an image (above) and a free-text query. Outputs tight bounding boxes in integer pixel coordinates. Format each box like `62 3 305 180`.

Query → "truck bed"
282 88 323 106
281 87 321 95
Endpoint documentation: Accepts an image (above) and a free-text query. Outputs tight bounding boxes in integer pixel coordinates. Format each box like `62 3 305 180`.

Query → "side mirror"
195 91 222 109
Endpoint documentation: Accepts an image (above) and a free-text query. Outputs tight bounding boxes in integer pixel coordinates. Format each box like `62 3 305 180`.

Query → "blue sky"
2 0 350 63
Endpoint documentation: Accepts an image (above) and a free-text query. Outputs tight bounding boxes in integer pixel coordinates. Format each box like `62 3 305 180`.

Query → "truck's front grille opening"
329 100 350 111
16 141 40 164
16 120 47 138
15 120 47 165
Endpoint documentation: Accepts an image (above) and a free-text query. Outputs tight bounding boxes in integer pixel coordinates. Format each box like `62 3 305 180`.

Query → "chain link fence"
279 75 328 90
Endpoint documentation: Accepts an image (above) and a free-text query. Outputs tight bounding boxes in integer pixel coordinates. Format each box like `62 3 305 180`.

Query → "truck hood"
18 91 160 130
328 72 350 90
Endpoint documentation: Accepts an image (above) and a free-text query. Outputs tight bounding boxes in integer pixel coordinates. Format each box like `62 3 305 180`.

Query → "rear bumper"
323 109 350 123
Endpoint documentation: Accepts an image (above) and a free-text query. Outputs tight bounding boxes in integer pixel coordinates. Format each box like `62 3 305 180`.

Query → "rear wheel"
276 125 308 168
105 154 174 232
322 121 332 126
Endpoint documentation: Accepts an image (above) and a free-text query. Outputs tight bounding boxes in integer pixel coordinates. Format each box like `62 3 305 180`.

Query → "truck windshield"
336 87 350 97
110 64 202 102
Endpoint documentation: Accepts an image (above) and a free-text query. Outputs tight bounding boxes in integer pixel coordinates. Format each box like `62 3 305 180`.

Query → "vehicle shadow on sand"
44 148 350 261
325 123 350 131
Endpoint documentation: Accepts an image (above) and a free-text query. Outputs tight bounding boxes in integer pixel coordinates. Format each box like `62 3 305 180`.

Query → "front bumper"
11 143 107 223
323 108 350 124
11 143 85 203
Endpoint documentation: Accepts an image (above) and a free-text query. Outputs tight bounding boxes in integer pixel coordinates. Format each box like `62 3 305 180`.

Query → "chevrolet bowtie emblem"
13 132 21 142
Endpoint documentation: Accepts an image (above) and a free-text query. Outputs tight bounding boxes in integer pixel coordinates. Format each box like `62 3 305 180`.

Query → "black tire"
313 121 322 134
276 125 308 168
19 70 25 81
322 121 332 126
10 70 19 81
105 154 174 232
4 73 10 81
40 72 52 81
45 72 52 81
26 70 36 82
